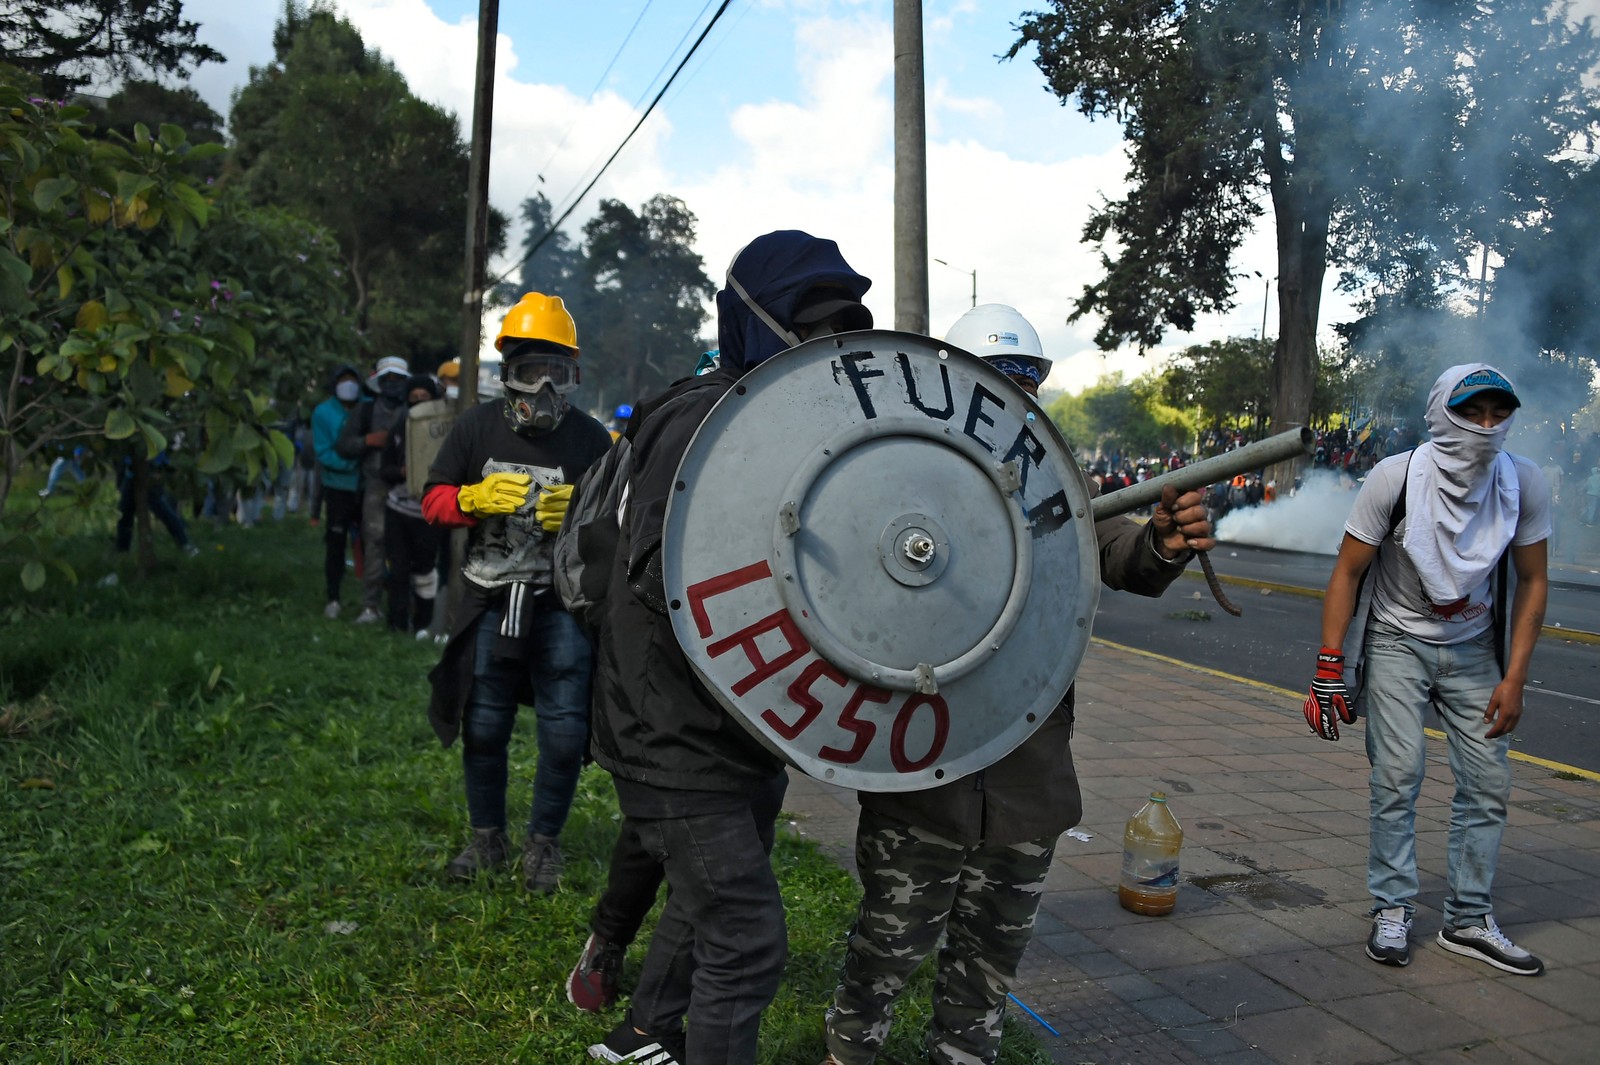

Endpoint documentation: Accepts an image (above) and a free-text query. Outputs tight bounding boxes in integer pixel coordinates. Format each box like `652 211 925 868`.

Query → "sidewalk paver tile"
1229 1004 1396 1064
1412 977 1579 1037
1149 959 1305 1018
1507 1024 1600 1064
1323 989 1491 1056
1246 947 1385 1003
1498 965 1600 1019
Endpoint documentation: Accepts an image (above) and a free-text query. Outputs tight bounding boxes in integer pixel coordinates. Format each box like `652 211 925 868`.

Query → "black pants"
115 483 190 551
384 508 443 631
592 816 667 947
322 487 362 602
621 772 788 1064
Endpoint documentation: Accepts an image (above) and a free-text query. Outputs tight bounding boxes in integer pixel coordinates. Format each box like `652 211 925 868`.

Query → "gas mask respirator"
502 353 578 435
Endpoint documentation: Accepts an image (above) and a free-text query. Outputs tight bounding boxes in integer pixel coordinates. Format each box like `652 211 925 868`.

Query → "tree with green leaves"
0 0 222 95
1011 0 1600 457
229 1 504 370
92 78 223 146
1164 335 1349 439
502 193 583 307
1 69 354 581
575 195 715 410
1045 371 1191 461
1490 159 1600 371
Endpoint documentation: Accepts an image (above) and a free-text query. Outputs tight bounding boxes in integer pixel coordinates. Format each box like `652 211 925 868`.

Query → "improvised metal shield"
662 330 1100 793
405 397 457 498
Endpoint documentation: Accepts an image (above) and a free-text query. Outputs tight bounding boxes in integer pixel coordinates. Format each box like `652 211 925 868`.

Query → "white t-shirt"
1346 451 1551 644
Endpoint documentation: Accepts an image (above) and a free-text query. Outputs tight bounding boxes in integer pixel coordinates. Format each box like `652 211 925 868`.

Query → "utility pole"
893 0 928 334
457 0 499 406
444 0 498 634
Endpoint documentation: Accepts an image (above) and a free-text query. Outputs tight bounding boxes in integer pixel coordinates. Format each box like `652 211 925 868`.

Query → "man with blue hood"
584 231 872 1064
1307 364 1551 976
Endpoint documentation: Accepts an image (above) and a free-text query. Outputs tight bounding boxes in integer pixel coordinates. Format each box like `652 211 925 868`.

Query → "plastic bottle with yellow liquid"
1118 791 1183 915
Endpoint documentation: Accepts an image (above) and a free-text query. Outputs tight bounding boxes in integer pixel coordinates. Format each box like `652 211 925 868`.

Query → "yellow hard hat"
496 292 578 353
436 359 460 380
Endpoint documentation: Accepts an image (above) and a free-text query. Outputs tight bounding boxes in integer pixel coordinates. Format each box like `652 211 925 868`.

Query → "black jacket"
589 370 787 792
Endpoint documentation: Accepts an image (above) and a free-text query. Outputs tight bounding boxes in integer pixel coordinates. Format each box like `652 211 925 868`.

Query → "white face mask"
335 380 360 402
445 385 460 401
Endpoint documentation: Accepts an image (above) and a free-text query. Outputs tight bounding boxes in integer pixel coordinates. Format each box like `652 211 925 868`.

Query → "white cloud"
335 0 671 247
175 0 1353 387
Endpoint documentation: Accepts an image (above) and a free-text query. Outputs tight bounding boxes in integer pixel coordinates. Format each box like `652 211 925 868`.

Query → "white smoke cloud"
1214 470 1362 555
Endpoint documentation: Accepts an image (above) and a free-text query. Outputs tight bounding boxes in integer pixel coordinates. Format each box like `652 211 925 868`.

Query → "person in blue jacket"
312 365 366 619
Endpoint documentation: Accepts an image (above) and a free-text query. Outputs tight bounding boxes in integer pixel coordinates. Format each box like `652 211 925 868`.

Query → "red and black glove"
1304 647 1356 741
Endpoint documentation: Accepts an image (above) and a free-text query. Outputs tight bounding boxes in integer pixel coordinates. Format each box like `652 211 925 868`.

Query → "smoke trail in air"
1215 470 1360 555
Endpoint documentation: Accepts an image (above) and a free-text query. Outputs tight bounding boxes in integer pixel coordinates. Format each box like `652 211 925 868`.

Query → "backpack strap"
1350 449 1413 621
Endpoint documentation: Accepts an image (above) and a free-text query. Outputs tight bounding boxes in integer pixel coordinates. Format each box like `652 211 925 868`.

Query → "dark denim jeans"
461 605 592 839
592 815 666 947
624 773 788 1065
114 476 190 552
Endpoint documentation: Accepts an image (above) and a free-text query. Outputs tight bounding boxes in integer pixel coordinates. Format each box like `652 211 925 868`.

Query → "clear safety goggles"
503 353 579 394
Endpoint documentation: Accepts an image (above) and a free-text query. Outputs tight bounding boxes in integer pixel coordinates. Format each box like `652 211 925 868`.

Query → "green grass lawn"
1 516 1048 1063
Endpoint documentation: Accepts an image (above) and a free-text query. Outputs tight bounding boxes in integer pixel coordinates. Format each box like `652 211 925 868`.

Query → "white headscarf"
1401 363 1520 605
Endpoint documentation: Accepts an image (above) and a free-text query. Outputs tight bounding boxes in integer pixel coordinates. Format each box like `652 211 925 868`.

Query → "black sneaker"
445 827 510 880
568 932 624 1012
586 1020 685 1063
1365 906 1412 966
521 833 563 894
1438 916 1544 975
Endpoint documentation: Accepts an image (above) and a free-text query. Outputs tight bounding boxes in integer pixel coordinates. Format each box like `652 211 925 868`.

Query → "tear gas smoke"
1214 470 1360 555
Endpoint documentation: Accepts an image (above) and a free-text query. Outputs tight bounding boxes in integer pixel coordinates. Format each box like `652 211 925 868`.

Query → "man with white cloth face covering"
1308 363 1551 975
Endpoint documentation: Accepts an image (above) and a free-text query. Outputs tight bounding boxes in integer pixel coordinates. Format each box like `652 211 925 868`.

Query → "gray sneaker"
1366 906 1412 966
323 601 341 620
1438 915 1544 975
445 827 511 880
522 833 563 894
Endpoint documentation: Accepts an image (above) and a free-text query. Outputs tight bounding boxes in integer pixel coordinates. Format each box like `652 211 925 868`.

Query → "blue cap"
1447 367 1519 409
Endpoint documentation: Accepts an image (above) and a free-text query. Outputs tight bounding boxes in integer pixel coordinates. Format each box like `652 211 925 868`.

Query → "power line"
490 0 733 292
544 0 719 225
519 0 658 207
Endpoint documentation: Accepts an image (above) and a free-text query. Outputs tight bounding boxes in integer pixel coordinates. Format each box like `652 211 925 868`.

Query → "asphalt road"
1091 543 1600 776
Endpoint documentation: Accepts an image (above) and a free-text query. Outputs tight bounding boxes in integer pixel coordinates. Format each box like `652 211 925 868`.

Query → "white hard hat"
943 303 1052 379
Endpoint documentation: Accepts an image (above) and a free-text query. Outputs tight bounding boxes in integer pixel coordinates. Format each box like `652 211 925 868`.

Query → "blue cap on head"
613 403 633 420
715 231 872 373
1447 366 1520 409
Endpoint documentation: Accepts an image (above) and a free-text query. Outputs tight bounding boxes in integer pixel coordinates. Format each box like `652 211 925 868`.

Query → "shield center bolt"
903 532 936 565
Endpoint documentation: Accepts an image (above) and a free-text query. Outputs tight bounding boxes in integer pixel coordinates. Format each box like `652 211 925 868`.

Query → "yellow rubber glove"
457 472 532 517
535 483 574 532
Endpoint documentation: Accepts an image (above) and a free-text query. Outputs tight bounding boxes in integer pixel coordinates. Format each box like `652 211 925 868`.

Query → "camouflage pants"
824 809 1056 1065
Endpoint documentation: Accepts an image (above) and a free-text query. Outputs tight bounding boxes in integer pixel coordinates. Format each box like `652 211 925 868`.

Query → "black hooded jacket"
590 231 871 794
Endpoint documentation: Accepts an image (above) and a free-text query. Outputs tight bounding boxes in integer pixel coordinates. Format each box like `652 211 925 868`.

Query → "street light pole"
933 257 977 308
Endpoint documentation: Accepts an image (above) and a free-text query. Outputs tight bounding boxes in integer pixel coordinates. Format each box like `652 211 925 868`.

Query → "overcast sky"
172 0 1599 391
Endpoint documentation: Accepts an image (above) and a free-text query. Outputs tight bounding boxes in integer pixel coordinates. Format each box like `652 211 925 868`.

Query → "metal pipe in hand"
1089 427 1315 523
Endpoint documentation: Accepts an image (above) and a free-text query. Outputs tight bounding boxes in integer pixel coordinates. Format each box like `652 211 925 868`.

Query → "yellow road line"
1179 569 1600 646
1090 637 1600 784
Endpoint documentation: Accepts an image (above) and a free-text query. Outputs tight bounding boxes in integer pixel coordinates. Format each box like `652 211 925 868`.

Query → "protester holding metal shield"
821 305 1215 1065
584 231 873 1065
419 293 612 894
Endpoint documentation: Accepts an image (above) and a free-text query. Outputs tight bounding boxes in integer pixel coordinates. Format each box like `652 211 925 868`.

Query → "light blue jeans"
1363 618 1511 930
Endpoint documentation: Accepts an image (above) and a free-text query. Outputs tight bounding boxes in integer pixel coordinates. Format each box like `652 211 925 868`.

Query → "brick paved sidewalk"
782 641 1600 1065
